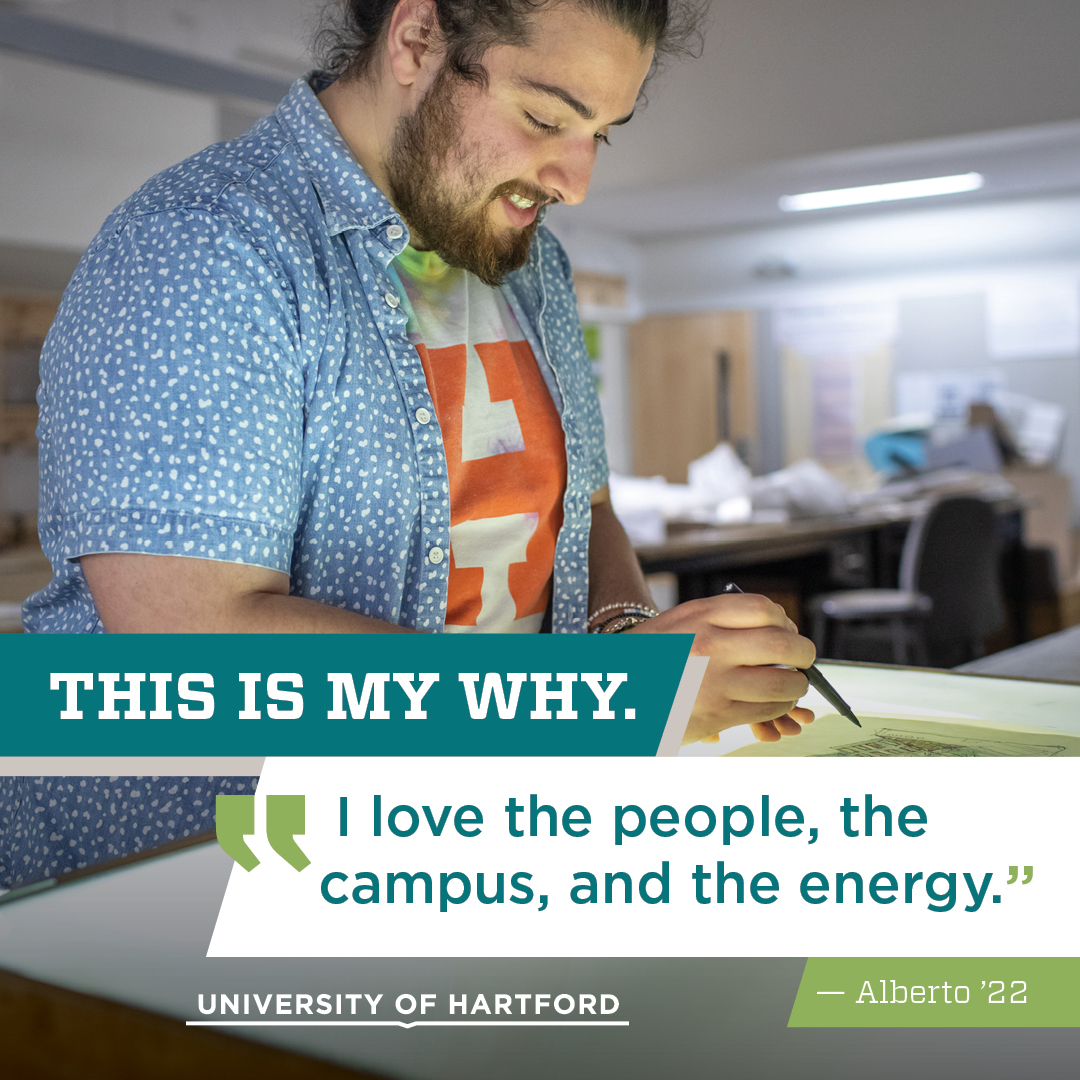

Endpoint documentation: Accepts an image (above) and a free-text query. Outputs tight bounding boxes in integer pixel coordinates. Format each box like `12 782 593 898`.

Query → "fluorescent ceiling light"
779 172 984 212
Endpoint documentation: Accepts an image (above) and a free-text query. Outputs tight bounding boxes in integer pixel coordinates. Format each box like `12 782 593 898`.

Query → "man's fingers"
669 593 793 631
750 707 815 744
770 713 805 737
683 696 803 744
719 664 809 704
665 593 817 744
693 624 816 670
698 697 803 728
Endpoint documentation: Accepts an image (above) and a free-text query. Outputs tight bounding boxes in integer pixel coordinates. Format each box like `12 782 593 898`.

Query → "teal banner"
0 634 692 756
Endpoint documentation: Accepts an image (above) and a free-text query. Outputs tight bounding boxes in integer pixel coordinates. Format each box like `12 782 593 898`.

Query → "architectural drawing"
727 714 1080 757
817 726 1069 757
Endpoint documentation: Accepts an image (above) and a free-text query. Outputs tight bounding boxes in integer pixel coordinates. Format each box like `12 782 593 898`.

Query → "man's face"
386 4 653 285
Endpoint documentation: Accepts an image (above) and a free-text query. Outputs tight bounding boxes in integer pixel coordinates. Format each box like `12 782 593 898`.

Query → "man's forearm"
215 591 416 634
80 553 416 634
587 493 655 622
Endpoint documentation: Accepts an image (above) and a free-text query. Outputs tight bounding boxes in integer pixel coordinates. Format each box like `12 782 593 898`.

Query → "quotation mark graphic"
1006 866 1034 885
216 794 311 872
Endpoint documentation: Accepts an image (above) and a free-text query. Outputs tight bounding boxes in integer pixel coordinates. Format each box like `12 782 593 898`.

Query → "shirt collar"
275 72 405 239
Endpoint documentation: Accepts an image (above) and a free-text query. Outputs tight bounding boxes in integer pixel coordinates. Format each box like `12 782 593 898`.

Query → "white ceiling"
13 0 1080 238
592 0 1080 188
570 0 1080 235
554 116 1080 239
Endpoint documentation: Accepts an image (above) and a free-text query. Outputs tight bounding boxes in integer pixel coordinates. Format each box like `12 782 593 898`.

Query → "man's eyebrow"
514 77 636 127
515 77 595 120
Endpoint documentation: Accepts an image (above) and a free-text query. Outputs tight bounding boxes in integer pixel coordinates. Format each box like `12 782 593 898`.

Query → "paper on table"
726 713 1080 757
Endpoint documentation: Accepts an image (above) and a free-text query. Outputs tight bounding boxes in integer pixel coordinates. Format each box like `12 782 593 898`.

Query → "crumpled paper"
748 459 850 517
610 447 851 542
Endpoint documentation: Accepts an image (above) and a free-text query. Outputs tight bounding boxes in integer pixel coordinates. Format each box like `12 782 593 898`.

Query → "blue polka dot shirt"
24 76 608 634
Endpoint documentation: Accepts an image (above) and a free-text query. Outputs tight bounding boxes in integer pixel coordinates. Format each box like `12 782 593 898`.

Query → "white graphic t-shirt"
392 248 567 633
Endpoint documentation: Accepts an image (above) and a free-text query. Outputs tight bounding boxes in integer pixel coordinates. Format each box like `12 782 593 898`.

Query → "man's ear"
386 0 442 88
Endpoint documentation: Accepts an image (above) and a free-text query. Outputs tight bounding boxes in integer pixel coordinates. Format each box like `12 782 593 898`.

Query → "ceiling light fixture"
779 172 984 212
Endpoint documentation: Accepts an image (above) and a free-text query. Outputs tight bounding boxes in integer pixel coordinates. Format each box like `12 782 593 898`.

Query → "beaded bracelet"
587 601 659 632
594 613 654 634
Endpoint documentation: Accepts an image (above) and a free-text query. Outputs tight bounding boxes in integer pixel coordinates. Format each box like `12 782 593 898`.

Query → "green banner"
0 633 691 756
789 957 1080 1027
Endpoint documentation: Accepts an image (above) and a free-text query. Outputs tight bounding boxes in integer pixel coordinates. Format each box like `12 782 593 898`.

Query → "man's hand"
624 592 817 745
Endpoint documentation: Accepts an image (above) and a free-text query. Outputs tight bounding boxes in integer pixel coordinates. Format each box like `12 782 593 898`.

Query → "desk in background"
635 496 1028 655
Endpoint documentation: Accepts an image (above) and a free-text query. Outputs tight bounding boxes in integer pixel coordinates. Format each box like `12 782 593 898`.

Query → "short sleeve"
37 208 306 572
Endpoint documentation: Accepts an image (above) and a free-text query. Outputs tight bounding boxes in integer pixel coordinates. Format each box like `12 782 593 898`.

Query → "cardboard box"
1003 467 1074 588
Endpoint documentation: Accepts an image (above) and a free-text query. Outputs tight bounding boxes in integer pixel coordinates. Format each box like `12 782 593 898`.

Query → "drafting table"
0 838 805 1080
680 660 1080 756
957 624 1080 684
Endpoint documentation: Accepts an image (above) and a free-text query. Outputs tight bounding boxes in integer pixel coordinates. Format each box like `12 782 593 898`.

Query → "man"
27 0 814 746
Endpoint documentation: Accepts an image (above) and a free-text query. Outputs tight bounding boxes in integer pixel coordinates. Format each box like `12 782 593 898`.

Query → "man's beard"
385 66 546 287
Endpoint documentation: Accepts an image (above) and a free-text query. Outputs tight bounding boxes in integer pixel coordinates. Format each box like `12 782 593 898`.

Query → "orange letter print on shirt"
416 336 566 631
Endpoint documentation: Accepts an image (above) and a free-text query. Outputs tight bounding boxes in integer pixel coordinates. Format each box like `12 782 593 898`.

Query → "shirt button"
415 407 432 425
384 291 400 308
386 225 403 240
428 546 445 565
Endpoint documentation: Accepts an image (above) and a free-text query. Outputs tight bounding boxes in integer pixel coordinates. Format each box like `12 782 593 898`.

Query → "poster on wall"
894 369 1007 421
774 300 897 468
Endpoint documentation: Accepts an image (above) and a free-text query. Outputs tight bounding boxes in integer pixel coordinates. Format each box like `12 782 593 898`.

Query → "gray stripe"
0 8 291 103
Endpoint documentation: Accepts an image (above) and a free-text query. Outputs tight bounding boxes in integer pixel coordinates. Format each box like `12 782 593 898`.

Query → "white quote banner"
208 757 1075 958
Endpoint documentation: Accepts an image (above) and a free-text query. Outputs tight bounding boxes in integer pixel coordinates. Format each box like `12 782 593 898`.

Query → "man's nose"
538 140 596 207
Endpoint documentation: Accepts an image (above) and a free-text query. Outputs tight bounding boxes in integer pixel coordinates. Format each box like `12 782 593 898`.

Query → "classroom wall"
636 194 1080 314
602 195 1080 522
0 52 219 253
893 293 1080 518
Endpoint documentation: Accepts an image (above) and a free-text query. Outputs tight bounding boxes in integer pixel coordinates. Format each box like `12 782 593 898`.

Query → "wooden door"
628 311 756 482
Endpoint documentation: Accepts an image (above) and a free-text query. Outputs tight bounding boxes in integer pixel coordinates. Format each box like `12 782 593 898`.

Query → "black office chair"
809 496 1006 667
